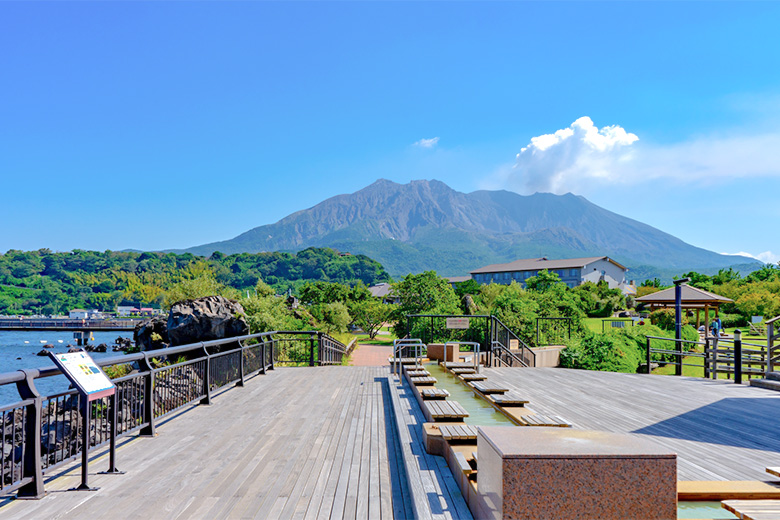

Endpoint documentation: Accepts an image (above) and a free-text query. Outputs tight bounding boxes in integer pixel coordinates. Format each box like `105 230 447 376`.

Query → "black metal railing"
404 314 536 367
645 334 766 382
491 316 535 367
0 329 346 498
536 317 572 346
490 340 527 367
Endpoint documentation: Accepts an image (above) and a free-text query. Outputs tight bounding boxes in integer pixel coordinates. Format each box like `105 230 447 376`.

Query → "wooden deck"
486 367 780 481
0 367 413 519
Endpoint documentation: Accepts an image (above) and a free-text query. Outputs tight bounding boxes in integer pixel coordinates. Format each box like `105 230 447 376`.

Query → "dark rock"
95 343 108 353
84 345 95 352
134 315 169 351
37 349 49 357
68 347 81 353
167 296 249 351
43 343 55 349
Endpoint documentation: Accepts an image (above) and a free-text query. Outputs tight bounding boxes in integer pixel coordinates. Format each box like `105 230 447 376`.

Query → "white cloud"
723 251 779 264
509 116 638 193
414 137 439 148
503 117 780 194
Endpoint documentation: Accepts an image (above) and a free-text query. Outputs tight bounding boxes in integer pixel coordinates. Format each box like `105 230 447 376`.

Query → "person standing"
710 317 721 339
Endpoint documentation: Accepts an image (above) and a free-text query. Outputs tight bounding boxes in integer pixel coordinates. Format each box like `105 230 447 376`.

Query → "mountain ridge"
176 179 758 278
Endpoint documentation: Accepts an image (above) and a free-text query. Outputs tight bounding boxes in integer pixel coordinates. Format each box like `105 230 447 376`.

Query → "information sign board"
446 317 470 330
49 351 115 401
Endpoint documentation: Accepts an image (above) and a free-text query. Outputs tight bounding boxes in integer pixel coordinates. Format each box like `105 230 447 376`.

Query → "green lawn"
584 317 636 334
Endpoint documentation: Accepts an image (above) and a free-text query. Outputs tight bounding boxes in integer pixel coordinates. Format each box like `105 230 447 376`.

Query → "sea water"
0 330 133 405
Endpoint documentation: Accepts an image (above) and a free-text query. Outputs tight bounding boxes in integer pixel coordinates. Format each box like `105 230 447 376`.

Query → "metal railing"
645 334 767 382
445 341 481 372
489 340 528 368
491 316 535 367
0 330 346 498
536 317 572 346
402 314 536 367
392 338 425 376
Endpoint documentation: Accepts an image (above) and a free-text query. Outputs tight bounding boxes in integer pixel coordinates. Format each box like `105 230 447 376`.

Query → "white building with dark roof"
470 256 628 290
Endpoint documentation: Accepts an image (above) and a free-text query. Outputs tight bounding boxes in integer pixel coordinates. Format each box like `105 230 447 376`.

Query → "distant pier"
0 317 142 332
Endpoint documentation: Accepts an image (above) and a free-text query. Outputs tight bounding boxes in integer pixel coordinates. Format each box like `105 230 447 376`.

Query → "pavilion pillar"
696 309 701 329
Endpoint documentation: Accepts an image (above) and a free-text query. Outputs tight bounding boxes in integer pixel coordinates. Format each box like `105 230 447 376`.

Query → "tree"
525 269 563 292
390 271 460 338
312 302 351 334
350 299 390 339
453 279 481 298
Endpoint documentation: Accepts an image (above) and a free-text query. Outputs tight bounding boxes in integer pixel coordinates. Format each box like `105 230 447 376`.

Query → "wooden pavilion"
635 284 734 329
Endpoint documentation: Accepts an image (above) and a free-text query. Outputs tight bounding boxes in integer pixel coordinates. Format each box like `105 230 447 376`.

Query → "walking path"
350 342 393 366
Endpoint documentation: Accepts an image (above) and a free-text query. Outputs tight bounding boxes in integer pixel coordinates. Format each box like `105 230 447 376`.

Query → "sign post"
48 350 120 491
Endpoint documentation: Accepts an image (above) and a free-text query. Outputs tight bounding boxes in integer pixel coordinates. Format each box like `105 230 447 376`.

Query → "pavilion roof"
635 284 733 305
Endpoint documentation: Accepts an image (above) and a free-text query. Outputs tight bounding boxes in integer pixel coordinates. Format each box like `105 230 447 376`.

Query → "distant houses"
117 306 163 317
368 282 400 304
469 256 629 290
68 309 104 319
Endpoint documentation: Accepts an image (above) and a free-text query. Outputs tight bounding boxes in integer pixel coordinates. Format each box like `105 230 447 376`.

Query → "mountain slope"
179 179 758 278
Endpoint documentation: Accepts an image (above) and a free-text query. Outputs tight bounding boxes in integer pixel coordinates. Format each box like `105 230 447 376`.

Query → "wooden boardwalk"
486 367 780 481
0 367 412 520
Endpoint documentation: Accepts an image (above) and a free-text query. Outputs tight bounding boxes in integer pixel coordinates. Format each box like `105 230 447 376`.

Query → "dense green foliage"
0 248 390 315
560 324 699 373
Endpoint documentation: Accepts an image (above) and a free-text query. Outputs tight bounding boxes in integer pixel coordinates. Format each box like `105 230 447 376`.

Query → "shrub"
559 323 700 373
649 309 689 330
559 332 641 373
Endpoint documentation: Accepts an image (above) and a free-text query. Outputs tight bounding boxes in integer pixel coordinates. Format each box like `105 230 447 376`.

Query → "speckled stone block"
476 426 677 520
427 343 458 362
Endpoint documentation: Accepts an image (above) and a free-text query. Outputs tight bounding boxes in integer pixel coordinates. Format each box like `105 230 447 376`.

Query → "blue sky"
1 2 779 264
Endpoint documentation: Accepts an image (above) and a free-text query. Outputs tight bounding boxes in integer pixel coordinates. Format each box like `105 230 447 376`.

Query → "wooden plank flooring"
387 379 472 520
487 367 780 481
0 367 406 520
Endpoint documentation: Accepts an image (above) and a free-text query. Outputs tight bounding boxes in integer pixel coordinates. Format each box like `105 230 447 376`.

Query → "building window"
570 269 578 277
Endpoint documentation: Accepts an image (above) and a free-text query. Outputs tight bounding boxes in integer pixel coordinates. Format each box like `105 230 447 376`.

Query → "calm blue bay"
0 330 133 405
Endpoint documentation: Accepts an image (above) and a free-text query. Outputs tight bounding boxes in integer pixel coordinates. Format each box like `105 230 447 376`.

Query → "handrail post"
704 337 710 379
15 370 45 499
200 344 212 405
237 341 245 387
734 330 743 385
309 334 316 367
139 354 156 437
646 337 652 375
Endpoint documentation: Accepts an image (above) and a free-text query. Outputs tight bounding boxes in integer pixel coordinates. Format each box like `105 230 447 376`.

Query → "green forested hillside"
0 248 390 315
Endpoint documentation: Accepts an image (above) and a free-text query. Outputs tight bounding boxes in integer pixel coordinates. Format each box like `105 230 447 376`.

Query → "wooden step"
409 376 437 386
518 414 571 427
443 362 474 369
420 388 449 400
460 374 487 382
424 400 469 421
450 367 476 375
471 381 508 394
438 424 478 441
723 499 780 520
488 392 529 407
405 369 430 377
389 357 419 365
750 379 780 392
767 467 780 478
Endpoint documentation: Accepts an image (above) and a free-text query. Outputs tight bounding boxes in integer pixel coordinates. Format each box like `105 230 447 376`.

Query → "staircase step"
750 379 780 392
